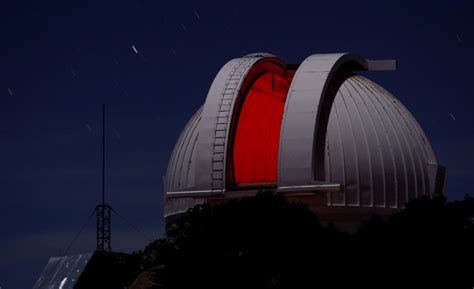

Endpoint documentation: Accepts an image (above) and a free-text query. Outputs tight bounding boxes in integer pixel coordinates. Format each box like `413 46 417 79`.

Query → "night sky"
1 0 473 288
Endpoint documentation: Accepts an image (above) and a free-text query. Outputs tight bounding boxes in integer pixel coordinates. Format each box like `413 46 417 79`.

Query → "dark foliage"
140 193 474 288
75 251 142 289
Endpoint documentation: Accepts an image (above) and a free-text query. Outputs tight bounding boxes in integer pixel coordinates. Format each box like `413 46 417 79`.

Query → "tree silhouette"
139 193 474 289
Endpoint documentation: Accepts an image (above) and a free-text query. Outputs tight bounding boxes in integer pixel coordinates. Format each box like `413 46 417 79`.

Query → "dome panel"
166 106 202 193
325 75 438 208
193 56 284 192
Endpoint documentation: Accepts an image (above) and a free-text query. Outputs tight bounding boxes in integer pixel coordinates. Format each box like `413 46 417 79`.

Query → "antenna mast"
96 103 111 252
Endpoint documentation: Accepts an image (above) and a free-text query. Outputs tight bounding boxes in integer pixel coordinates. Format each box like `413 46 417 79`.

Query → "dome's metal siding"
164 106 204 217
166 106 202 192
325 75 436 208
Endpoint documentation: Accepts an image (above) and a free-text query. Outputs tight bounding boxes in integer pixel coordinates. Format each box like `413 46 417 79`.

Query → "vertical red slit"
230 70 293 185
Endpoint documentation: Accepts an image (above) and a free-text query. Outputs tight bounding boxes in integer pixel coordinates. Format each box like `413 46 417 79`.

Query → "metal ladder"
210 59 254 192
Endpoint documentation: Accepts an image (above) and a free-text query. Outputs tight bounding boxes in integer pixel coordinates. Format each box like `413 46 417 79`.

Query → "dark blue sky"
1 0 473 288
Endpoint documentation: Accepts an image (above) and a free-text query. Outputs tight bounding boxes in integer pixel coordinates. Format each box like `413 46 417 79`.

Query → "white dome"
164 53 446 219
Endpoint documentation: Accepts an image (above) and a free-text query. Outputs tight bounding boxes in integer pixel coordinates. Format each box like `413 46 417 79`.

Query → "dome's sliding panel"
193 54 279 192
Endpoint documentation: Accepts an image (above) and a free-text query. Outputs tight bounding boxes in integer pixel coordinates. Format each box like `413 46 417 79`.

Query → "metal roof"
32 253 92 289
323 75 436 207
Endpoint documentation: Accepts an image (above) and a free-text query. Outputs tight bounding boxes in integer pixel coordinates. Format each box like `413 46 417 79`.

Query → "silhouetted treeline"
138 193 474 289
74 251 142 289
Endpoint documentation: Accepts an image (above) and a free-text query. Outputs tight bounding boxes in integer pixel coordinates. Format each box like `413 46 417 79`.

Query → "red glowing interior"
231 71 293 185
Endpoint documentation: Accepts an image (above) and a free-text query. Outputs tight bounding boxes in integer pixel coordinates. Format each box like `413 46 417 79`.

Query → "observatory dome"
164 53 446 225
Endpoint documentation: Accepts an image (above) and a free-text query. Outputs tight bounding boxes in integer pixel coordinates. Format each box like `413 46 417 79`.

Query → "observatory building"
164 53 446 229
